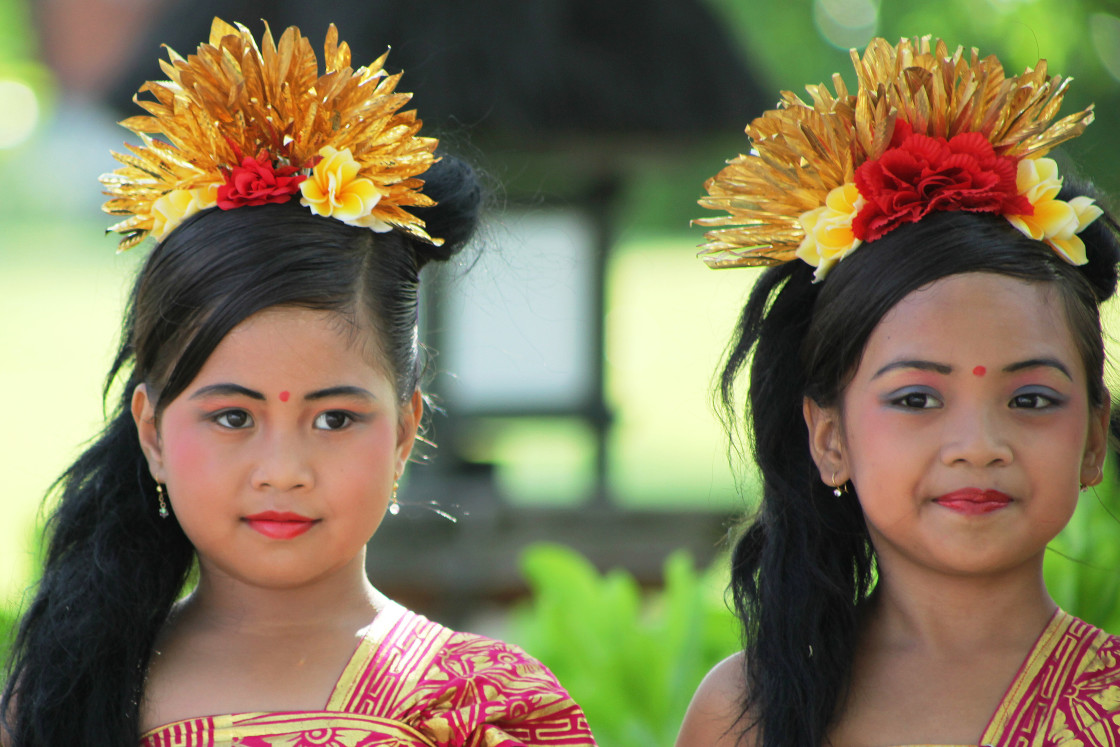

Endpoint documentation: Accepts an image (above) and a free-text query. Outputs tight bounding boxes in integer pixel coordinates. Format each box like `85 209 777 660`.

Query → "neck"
865 552 1056 655
178 549 386 637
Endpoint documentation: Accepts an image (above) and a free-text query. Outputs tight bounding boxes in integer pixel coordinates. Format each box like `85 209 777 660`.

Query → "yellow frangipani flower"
150 184 220 241
300 146 389 230
796 183 865 281
1006 158 1101 265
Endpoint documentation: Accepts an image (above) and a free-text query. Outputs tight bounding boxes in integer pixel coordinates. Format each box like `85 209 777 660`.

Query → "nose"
939 405 1013 468
250 428 314 491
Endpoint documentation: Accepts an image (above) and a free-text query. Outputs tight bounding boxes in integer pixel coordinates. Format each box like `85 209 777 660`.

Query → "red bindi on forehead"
279 390 291 402
972 366 986 377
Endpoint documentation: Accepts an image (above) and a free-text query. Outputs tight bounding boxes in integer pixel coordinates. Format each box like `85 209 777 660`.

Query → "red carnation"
217 150 307 210
852 121 1033 242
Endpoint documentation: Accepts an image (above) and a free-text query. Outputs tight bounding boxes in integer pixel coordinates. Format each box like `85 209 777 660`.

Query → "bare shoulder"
675 651 753 747
1 697 14 747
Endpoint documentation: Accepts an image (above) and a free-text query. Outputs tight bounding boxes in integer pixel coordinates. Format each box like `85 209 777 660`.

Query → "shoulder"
675 651 752 747
1 692 14 747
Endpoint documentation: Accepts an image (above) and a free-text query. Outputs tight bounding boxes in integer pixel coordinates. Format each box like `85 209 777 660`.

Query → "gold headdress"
101 18 439 251
696 36 1102 280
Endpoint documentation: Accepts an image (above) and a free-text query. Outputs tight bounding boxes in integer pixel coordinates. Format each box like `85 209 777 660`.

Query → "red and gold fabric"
140 603 596 746
903 610 1120 746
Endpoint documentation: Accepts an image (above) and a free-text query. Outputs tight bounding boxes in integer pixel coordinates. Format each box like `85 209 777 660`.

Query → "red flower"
216 150 307 209
852 121 1033 242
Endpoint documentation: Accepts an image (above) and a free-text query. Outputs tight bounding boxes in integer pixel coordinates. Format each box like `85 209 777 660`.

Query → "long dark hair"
0 156 481 747
719 184 1120 747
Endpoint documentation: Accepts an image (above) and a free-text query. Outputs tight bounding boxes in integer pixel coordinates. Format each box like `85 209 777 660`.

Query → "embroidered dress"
141 603 596 746
898 610 1120 746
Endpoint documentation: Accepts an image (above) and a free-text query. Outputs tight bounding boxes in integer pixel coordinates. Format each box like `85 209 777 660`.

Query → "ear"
803 396 849 489
1080 396 1110 488
131 383 167 483
394 388 424 476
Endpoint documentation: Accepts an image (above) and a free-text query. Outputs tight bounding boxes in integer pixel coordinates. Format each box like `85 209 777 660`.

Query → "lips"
243 510 318 539
933 488 1012 516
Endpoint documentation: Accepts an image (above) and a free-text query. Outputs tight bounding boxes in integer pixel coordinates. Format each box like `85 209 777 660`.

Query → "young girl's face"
809 272 1108 577
133 306 420 590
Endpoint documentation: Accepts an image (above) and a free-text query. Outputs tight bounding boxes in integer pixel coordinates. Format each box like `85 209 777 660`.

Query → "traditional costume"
104 20 596 747
695 35 1118 746
902 611 1120 746
141 603 595 747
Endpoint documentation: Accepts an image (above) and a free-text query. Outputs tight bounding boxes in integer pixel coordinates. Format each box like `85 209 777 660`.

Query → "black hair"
0 155 481 747
719 183 1120 747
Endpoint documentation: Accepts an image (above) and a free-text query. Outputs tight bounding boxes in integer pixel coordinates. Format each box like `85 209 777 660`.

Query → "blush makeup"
244 511 317 539
933 488 1011 515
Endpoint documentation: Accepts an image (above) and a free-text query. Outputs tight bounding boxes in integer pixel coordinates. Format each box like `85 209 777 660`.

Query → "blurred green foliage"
0 0 33 63
510 544 740 746
0 604 15 676
1044 455 1120 633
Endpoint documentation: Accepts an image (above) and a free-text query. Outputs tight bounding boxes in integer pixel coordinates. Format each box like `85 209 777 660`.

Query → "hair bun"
1060 178 1120 303
408 155 483 268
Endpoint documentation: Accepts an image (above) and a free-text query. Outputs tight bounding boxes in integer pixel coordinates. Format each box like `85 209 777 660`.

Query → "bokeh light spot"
1090 13 1120 82
814 0 879 50
0 80 39 149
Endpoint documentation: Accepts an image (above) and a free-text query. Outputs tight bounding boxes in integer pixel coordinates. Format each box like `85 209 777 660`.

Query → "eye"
213 409 253 429
889 390 942 410
1010 391 1060 409
313 411 354 431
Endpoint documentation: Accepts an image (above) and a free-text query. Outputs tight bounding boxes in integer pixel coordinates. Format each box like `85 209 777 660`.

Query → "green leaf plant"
510 543 740 747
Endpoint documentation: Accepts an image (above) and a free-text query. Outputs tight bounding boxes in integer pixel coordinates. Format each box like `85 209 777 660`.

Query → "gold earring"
831 471 847 497
389 477 400 515
156 483 169 519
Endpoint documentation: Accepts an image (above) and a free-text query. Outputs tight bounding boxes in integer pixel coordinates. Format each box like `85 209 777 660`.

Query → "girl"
677 37 1120 746
1 19 596 747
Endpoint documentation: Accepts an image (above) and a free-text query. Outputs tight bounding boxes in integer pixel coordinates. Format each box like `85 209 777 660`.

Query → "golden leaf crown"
696 36 1100 280
101 18 440 251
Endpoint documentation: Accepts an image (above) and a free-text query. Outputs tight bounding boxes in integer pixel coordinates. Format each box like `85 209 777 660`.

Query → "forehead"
858 273 1081 373
194 306 388 385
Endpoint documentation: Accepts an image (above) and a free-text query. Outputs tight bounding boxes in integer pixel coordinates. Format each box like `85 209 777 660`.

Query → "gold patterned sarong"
140 602 596 746
900 610 1120 746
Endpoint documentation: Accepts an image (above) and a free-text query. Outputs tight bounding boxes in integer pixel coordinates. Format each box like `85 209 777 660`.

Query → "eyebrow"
190 383 265 400
871 357 1073 381
871 360 952 379
1002 357 1073 380
188 384 377 401
304 386 377 402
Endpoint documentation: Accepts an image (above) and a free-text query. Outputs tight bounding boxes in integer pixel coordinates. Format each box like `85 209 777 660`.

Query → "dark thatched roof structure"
107 0 767 140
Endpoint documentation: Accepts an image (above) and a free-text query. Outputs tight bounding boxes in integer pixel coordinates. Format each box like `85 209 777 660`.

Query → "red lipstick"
244 510 317 539
933 488 1012 516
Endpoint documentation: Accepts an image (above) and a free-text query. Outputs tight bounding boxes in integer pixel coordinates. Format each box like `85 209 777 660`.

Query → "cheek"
843 401 908 476
842 403 918 519
158 416 231 486
163 430 221 477
325 422 400 482
163 432 209 472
